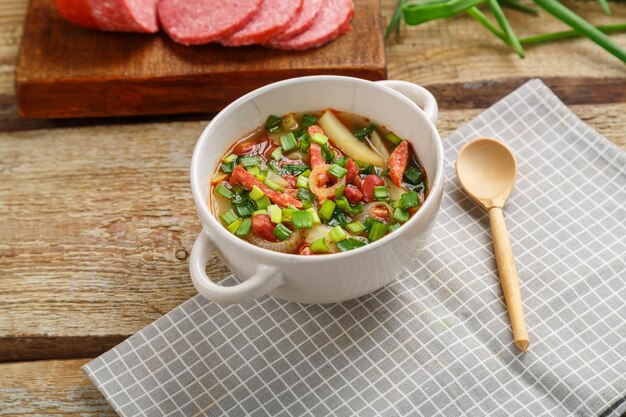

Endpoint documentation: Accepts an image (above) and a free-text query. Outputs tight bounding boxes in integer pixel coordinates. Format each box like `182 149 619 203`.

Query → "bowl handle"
375 80 438 126
190 230 284 304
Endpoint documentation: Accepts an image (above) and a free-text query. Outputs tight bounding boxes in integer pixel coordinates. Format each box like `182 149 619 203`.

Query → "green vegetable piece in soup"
265 115 283 132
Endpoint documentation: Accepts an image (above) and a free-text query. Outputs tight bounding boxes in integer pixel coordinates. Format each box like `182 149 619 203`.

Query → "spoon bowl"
456 137 529 352
456 138 517 210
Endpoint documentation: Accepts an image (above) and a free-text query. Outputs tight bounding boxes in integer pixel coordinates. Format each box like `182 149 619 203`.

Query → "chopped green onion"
328 164 348 179
301 114 318 127
274 224 292 241
354 125 375 140
271 147 283 161
329 226 347 243
311 132 329 146
393 207 410 223
321 145 335 162
364 217 377 232
254 195 271 210
300 199 313 209
368 222 388 242
252 209 267 216
346 221 366 234
329 210 351 227
221 161 235 173
307 208 321 225
374 186 389 200
220 209 239 226
386 132 402 145
231 192 249 205
283 164 310 176
280 132 298 152
264 178 284 192
281 208 296 222
235 218 252 237
265 115 283 132
362 165 381 176
311 237 330 253
222 154 237 164
350 203 364 215
234 202 254 217
231 184 245 193
337 238 367 252
282 114 298 131
336 197 352 213
268 160 282 174
319 200 336 222
238 156 261 167
296 188 315 203
227 218 243 234
215 185 233 199
334 185 345 199
246 166 261 177
268 205 282 223
404 166 423 184
299 133 311 152
332 157 348 167
296 174 310 189
388 222 401 233
293 210 313 229
249 185 265 201
400 191 420 209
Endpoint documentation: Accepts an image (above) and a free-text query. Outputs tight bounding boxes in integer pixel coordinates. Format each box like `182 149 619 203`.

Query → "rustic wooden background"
0 0 625 414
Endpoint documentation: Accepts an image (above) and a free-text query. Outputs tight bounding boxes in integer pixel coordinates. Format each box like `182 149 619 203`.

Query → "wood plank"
1 104 625 361
15 0 386 119
0 0 624 129
382 0 626 96
0 358 115 416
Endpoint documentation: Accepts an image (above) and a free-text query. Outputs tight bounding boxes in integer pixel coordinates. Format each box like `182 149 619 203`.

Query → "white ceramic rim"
190 75 444 262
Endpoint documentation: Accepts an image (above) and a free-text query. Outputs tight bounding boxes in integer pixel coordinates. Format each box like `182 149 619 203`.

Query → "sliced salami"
89 0 159 33
158 0 263 45
269 0 324 42
266 0 354 51
220 0 304 46
55 0 99 29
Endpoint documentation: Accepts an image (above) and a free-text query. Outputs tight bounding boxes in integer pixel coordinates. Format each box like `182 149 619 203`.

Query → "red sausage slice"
220 0 304 46
269 0 324 42
309 143 325 170
231 165 303 209
252 214 278 242
389 140 409 187
55 0 99 29
159 0 262 45
90 0 159 33
266 0 354 51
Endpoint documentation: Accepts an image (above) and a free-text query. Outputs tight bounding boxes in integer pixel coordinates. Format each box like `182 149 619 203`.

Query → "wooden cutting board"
15 0 386 119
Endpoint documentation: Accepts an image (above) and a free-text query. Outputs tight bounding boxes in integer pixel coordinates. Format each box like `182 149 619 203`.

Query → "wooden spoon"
456 137 529 352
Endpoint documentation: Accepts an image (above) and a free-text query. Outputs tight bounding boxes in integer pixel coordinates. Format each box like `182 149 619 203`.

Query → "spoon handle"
488 207 530 352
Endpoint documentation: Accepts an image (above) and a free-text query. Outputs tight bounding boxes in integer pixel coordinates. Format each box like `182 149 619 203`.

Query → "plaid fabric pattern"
84 80 626 417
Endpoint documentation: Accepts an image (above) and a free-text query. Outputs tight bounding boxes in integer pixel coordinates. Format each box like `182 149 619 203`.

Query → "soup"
210 110 428 255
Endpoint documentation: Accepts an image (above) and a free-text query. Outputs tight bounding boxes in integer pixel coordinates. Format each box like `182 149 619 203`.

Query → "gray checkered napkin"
84 80 626 417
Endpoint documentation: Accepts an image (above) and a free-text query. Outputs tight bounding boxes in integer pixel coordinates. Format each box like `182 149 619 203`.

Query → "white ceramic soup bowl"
190 76 444 304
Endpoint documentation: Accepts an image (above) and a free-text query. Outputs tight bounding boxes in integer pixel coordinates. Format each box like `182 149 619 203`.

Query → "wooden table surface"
1 0 625 414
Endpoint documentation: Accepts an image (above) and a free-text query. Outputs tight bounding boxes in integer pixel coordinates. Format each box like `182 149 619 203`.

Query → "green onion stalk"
387 0 626 63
